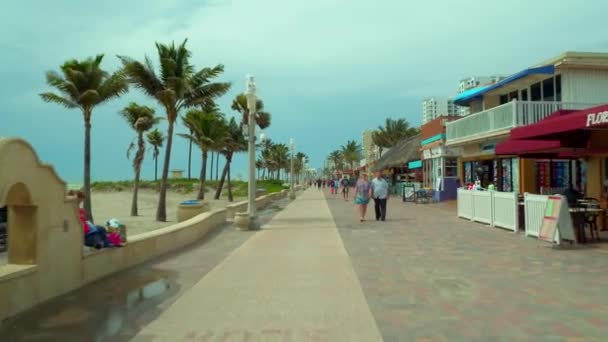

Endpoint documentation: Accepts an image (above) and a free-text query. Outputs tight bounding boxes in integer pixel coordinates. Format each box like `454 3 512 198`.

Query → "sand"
91 189 245 237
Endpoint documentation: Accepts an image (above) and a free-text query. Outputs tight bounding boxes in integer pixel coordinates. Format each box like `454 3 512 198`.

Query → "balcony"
445 101 594 146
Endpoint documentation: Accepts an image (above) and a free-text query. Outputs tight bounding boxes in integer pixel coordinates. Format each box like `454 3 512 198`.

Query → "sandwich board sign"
538 195 576 245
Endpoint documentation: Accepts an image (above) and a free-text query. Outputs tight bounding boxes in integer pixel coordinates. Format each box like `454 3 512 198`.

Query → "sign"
422 149 431 160
586 110 608 127
431 147 443 158
444 147 462 157
538 195 576 244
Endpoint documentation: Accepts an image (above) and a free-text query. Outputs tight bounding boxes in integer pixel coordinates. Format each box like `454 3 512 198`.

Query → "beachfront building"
422 97 459 124
457 76 505 116
372 134 422 188
419 116 461 201
446 51 608 193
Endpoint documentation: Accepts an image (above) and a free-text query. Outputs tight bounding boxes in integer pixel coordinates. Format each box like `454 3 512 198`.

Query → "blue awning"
453 65 555 106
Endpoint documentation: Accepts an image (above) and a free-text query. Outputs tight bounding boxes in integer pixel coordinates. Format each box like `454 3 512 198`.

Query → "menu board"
538 195 576 244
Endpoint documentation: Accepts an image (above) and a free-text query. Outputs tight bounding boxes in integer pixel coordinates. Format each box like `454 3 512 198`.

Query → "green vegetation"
90 179 288 198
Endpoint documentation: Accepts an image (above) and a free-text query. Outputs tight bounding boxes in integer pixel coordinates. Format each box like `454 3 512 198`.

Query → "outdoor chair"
583 197 600 241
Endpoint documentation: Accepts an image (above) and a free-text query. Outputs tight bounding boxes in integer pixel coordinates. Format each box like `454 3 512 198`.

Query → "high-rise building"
457 76 506 116
422 97 459 124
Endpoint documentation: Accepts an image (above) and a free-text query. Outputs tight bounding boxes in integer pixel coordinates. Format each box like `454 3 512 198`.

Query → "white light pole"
301 156 306 189
246 75 258 230
289 138 296 200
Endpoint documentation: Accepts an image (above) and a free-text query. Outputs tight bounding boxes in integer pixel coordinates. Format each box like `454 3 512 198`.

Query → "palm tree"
120 103 162 216
231 94 271 130
214 117 247 201
329 150 344 172
295 152 307 184
341 140 360 170
178 109 226 200
119 39 231 221
270 144 289 180
146 129 165 181
372 118 419 156
40 55 128 222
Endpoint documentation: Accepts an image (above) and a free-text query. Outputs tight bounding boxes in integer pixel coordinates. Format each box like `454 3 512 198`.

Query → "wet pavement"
0 199 289 342
324 190 608 341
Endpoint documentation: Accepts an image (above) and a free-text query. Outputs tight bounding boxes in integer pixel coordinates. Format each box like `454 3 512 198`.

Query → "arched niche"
3 182 37 265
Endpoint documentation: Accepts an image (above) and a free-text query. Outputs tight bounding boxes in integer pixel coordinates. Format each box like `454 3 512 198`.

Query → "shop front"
459 141 521 193
421 145 460 200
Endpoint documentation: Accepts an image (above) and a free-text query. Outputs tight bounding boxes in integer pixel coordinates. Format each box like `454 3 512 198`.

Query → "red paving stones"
325 191 608 341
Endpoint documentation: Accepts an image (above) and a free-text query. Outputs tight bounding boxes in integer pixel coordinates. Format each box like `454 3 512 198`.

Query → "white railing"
492 191 519 232
457 188 473 219
524 193 549 237
472 191 493 225
457 189 519 232
446 101 595 145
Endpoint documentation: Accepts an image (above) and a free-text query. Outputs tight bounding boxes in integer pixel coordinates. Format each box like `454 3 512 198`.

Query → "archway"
3 182 37 265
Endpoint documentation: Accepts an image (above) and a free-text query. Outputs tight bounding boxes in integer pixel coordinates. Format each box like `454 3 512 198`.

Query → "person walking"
334 179 340 196
354 173 371 222
341 176 350 201
329 178 336 195
371 171 389 221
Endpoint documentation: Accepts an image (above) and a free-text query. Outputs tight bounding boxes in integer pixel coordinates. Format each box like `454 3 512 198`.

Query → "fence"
523 193 549 237
457 189 519 232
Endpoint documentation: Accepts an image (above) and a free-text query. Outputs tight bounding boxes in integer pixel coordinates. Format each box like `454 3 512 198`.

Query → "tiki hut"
372 134 422 181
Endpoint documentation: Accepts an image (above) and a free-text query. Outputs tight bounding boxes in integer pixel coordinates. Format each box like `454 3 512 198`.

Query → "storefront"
421 146 460 200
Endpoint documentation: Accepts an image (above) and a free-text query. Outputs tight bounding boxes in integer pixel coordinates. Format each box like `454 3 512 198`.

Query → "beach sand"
91 189 245 237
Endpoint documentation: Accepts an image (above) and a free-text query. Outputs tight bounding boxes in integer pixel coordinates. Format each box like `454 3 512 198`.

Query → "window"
445 158 458 177
509 91 518 101
531 82 541 101
499 94 509 105
521 89 528 101
542 77 555 101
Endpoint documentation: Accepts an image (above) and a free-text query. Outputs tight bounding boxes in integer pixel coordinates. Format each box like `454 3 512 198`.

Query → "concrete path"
134 189 383 341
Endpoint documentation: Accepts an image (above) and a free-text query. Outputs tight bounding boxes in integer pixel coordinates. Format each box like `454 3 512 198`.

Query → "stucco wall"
0 137 296 322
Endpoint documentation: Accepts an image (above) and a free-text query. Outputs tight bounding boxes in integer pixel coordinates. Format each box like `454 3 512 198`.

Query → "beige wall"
0 137 295 321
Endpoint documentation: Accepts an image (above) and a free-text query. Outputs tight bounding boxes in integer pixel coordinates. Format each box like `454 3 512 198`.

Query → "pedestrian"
322 179 326 189
329 178 335 195
316 179 322 190
334 179 340 195
340 176 350 201
354 173 371 222
370 171 389 221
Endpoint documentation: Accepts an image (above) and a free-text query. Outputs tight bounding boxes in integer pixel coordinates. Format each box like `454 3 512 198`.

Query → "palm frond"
118 55 164 98
39 92 79 109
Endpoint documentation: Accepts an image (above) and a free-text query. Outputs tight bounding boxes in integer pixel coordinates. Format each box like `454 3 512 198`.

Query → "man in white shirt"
371 171 389 221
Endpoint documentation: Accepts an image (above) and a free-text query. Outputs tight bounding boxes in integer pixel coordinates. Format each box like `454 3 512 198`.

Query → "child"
105 218 124 247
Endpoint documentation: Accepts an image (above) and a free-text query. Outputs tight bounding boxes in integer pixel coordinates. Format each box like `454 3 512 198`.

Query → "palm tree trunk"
214 156 229 200
197 150 208 200
83 115 93 222
156 118 175 221
187 137 192 180
262 168 266 180
216 152 220 181
277 168 281 181
131 132 145 216
227 153 234 202
210 151 215 181
154 154 158 181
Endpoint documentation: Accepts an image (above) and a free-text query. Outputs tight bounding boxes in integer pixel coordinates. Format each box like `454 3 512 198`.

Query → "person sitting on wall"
69 190 116 249
105 218 124 247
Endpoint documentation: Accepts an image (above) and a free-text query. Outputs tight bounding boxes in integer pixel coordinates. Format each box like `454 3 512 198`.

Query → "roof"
372 134 421 171
453 65 555 106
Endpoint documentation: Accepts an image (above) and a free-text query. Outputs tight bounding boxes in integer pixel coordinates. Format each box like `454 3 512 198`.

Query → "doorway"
2 182 38 265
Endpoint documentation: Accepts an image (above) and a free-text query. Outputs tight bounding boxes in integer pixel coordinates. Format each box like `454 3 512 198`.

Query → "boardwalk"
1 188 608 341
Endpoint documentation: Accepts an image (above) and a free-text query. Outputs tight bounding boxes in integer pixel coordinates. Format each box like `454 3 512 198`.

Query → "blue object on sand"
181 200 199 205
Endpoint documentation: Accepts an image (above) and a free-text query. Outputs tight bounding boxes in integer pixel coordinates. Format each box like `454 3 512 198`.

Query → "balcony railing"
445 101 595 145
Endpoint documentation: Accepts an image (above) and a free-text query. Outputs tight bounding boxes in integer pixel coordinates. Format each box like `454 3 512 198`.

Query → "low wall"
0 189 294 322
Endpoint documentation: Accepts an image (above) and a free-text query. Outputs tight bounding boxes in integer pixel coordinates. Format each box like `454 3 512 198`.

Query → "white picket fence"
523 193 549 237
457 189 519 232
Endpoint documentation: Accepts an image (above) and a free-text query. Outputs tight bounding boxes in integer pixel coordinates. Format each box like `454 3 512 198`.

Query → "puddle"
0 273 176 341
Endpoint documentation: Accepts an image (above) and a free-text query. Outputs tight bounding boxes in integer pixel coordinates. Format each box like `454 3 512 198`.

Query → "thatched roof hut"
372 134 421 172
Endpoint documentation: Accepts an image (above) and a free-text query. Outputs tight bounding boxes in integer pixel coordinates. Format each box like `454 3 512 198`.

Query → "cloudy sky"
2 0 608 182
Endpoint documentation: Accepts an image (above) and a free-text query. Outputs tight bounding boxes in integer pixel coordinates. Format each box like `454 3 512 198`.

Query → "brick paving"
324 190 608 341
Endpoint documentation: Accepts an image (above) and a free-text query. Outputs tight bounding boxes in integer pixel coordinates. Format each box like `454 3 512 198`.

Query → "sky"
2 0 608 182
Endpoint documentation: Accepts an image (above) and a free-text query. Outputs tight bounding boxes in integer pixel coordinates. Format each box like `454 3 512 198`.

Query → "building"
422 97 459 124
446 51 608 193
457 76 506 116
419 116 462 201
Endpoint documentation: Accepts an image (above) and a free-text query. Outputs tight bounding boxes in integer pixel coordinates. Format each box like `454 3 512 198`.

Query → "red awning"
510 104 608 140
495 139 564 155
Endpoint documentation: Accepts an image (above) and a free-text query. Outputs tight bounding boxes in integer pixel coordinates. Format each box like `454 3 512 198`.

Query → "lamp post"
301 156 306 189
289 138 296 200
246 75 258 230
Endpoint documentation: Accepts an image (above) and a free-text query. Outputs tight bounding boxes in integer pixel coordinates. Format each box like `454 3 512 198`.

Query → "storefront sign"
586 110 608 127
422 149 431 160
444 147 462 157
479 143 496 155
431 147 443 158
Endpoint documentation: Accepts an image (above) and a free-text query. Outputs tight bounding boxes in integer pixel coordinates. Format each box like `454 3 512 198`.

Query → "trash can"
177 200 210 222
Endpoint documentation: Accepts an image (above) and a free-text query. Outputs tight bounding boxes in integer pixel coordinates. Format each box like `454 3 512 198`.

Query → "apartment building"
422 97 459 124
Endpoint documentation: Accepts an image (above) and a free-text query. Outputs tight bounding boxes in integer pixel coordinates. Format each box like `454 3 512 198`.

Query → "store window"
499 94 509 105
555 75 562 101
542 77 555 101
531 82 542 101
445 158 458 177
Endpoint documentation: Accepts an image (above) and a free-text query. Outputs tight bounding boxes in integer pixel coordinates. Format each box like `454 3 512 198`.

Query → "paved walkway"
134 189 383 341
324 189 608 341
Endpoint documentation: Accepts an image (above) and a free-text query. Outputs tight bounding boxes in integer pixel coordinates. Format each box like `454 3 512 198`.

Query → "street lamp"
289 138 296 200
301 156 306 189
245 75 258 230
